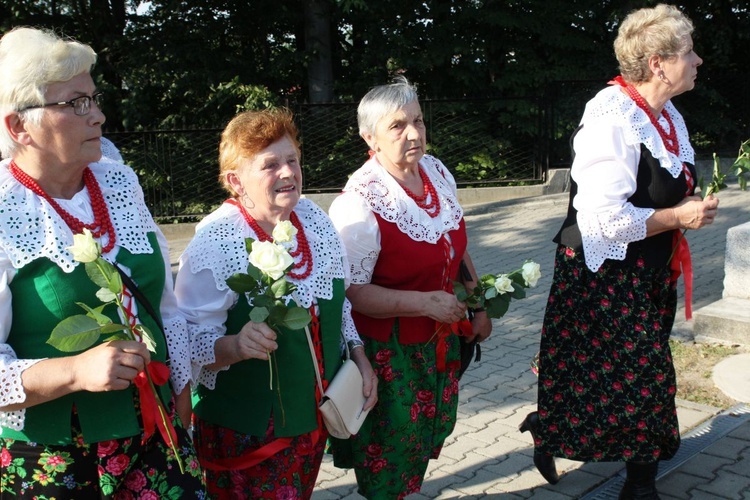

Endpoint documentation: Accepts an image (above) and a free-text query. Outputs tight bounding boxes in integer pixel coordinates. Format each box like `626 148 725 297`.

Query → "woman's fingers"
72 341 149 392
236 322 279 360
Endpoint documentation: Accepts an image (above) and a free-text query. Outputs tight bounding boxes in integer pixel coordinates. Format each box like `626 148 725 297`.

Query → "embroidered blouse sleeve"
0 248 43 430
153 228 192 394
328 192 381 285
572 121 655 272
174 252 236 390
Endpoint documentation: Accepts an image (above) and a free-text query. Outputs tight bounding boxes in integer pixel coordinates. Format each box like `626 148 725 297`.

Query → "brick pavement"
164 185 750 499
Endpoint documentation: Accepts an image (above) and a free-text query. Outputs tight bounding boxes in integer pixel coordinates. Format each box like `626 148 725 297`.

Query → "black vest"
553 125 695 268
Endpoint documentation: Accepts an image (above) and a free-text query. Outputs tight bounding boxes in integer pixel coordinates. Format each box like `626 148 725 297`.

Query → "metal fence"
106 96 546 222
106 77 750 222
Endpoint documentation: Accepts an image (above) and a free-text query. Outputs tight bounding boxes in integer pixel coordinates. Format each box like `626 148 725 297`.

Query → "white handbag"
305 328 370 439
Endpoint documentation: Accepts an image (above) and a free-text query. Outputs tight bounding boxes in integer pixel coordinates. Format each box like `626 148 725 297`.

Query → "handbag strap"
113 262 165 335
304 326 351 395
305 327 325 395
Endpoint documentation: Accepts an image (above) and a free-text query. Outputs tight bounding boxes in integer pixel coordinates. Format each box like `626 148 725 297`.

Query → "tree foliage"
1 0 748 150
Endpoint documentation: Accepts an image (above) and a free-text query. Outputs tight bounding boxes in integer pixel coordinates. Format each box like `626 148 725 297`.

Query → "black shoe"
619 462 660 499
519 412 560 485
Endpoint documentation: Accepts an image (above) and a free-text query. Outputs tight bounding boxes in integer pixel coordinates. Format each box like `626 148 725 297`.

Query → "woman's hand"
673 194 719 230
234 321 278 361
421 290 467 324
465 310 492 343
71 340 150 392
351 346 378 411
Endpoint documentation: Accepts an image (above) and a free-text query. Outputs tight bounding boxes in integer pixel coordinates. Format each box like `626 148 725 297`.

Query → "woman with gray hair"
522 5 718 498
328 77 491 499
0 27 204 497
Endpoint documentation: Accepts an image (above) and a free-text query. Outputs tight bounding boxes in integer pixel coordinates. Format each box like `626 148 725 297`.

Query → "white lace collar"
184 198 346 308
342 154 463 243
583 85 694 179
0 159 158 272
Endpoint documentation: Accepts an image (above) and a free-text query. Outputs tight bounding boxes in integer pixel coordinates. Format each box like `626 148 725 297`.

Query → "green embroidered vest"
193 278 346 437
3 232 171 445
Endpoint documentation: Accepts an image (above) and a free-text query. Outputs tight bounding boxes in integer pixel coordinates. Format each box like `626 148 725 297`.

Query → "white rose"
494 274 514 294
66 228 101 263
522 261 541 287
248 240 294 280
271 220 297 244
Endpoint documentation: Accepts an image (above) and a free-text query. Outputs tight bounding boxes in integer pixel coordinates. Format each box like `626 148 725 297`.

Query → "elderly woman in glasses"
0 27 204 497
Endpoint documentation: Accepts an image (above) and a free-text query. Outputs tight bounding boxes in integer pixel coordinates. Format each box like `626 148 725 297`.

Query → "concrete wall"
723 222 750 301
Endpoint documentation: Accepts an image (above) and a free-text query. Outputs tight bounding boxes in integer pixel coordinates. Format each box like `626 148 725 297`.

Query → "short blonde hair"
0 27 96 158
218 108 300 197
614 4 694 84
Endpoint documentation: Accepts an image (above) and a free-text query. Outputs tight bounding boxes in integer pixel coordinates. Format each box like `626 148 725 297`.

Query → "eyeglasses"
19 92 104 116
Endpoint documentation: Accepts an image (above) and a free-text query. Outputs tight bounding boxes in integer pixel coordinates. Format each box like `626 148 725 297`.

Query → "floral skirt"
536 245 681 463
330 321 461 500
193 416 327 500
0 406 204 499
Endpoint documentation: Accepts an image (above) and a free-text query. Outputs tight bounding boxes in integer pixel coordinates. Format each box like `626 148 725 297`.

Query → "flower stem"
146 370 186 474
666 229 688 265
267 350 273 390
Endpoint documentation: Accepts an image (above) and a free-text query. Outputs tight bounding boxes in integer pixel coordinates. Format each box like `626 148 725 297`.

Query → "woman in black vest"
520 5 718 498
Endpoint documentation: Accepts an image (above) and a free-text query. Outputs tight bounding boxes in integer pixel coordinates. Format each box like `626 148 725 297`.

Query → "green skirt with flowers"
330 321 461 500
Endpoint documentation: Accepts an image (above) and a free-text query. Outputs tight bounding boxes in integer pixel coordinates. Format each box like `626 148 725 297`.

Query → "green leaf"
453 281 469 302
244 237 256 254
77 302 113 325
267 304 286 327
103 333 130 342
249 306 269 323
226 273 258 293
100 323 128 334
96 288 118 303
484 287 498 300
279 306 312 330
270 278 290 298
84 259 109 289
485 297 510 319
134 324 157 353
48 315 103 352
88 259 122 295
246 263 263 281
510 286 527 300
253 294 274 308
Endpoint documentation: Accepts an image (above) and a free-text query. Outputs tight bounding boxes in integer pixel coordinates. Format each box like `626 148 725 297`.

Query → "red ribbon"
199 429 323 471
133 361 179 448
670 231 693 320
434 318 473 372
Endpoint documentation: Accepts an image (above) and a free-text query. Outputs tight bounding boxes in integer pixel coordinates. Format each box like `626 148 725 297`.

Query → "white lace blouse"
0 157 191 431
572 85 695 272
175 198 361 389
328 154 464 284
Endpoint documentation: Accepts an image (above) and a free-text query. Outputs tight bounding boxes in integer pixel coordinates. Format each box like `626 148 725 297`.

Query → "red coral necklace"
9 160 116 253
398 167 441 218
612 75 693 193
619 80 679 156
226 199 313 280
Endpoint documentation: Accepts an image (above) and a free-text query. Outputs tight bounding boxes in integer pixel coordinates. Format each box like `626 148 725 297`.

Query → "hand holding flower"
420 290 467 324
49 229 185 473
70 340 149 392
233 321 279 362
